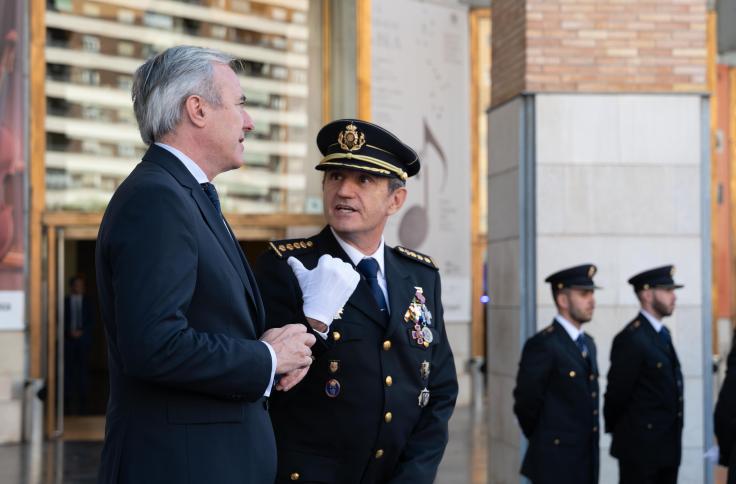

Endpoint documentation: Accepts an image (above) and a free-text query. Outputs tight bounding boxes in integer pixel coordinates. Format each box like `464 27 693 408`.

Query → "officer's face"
651 288 676 317
560 288 595 324
323 169 407 245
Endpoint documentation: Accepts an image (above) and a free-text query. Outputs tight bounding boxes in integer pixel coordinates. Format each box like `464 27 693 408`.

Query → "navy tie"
201 182 221 215
576 334 591 367
659 326 672 350
357 258 389 315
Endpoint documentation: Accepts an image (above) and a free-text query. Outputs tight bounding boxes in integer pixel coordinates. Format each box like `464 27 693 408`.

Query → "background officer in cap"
513 264 601 484
254 119 458 483
604 265 684 484
715 328 736 484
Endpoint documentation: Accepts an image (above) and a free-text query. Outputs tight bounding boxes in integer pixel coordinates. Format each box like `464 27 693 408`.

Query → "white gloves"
287 255 360 328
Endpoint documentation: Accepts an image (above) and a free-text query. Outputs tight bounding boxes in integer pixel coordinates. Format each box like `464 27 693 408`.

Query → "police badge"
337 123 366 151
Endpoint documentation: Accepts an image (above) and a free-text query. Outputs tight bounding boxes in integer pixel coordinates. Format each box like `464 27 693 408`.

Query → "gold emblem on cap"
588 266 596 278
338 123 366 151
670 266 676 276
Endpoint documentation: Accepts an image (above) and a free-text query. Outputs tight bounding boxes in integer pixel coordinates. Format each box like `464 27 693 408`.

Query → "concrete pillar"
487 1 710 483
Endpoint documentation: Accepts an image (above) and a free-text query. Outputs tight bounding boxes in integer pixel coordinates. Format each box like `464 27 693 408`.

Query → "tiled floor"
0 404 488 484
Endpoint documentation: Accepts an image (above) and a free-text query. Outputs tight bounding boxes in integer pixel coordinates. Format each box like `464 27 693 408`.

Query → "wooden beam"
322 0 331 123
42 211 324 230
356 0 371 120
470 9 491 359
45 228 57 437
28 0 46 379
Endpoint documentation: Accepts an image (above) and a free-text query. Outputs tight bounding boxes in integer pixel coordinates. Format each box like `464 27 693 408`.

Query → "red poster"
0 0 25 327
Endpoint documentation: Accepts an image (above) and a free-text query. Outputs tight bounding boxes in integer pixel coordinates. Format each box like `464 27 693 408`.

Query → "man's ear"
555 291 569 311
183 94 207 128
386 186 407 215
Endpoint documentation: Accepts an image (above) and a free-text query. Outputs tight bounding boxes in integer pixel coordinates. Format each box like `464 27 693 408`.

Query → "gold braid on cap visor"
318 153 408 181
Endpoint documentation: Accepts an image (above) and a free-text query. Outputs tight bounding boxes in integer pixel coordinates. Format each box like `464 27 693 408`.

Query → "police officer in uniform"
254 119 459 483
604 266 684 484
715 329 736 484
513 264 601 484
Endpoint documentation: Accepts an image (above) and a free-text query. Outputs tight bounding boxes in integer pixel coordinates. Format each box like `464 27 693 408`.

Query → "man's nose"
242 109 254 131
336 178 357 197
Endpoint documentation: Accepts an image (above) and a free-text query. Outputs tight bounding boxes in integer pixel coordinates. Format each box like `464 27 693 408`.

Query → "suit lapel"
143 145 259 317
384 248 415 339
586 334 599 375
223 219 263 331
318 228 386 328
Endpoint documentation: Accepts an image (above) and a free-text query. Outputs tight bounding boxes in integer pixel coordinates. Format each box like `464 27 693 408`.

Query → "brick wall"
492 0 707 105
491 0 526 107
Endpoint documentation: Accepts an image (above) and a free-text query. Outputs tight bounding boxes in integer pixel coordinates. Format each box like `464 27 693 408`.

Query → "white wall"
0 331 25 443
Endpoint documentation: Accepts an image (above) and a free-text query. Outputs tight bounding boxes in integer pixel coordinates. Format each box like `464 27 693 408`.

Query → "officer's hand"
275 366 310 392
260 324 316 374
288 255 359 329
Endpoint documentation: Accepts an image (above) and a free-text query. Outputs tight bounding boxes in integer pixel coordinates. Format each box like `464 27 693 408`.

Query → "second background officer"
513 264 601 484
604 265 684 484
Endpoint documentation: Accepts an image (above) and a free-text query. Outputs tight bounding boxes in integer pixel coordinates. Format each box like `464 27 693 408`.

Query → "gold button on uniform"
589 374 596 381
290 472 300 481
678 412 682 417
591 392 597 398
593 426 598 432
569 371 576 378
656 362 663 369
333 331 341 342
647 423 653 430
385 376 393 387
593 409 598 415
375 449 384 459
384 412 393 423
553 438 560 445
383 340 392 351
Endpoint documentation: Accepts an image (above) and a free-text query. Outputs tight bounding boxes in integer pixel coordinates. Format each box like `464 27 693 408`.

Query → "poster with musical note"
371 0 471 322
0 0 26 330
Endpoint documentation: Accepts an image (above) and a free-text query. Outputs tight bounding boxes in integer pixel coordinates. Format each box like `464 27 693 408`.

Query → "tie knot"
201 182 221 214
357 257 380 279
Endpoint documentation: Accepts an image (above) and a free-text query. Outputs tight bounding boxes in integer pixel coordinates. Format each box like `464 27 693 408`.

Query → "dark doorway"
62 239 108 418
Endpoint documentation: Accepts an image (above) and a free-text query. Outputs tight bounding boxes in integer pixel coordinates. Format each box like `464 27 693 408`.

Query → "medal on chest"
404 287 433 348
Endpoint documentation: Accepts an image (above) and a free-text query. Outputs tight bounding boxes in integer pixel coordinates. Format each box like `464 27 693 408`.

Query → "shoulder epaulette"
627 319 642 331
394 246 438 269
268 238 316 259
543 324 555 335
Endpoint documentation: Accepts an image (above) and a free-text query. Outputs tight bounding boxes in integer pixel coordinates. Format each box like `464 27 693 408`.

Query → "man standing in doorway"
64 274 95 415
604 265 684 484
513 264 601 484
254 119 458 483
95 46 321 484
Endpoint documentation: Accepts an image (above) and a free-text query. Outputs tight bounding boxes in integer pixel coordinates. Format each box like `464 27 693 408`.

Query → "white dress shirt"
155 142 277 396
640 309 664 333
554 314 585 342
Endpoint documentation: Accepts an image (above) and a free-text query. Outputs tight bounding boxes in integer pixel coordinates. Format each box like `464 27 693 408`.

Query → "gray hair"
387 177 406 193
131 46 235 145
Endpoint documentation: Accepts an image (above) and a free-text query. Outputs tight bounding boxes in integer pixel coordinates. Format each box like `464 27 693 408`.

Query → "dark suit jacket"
715 330 736 478
604 314 684 470
513 320 600 484
254 227 458 484
64 295 96 347
95 144 275 484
